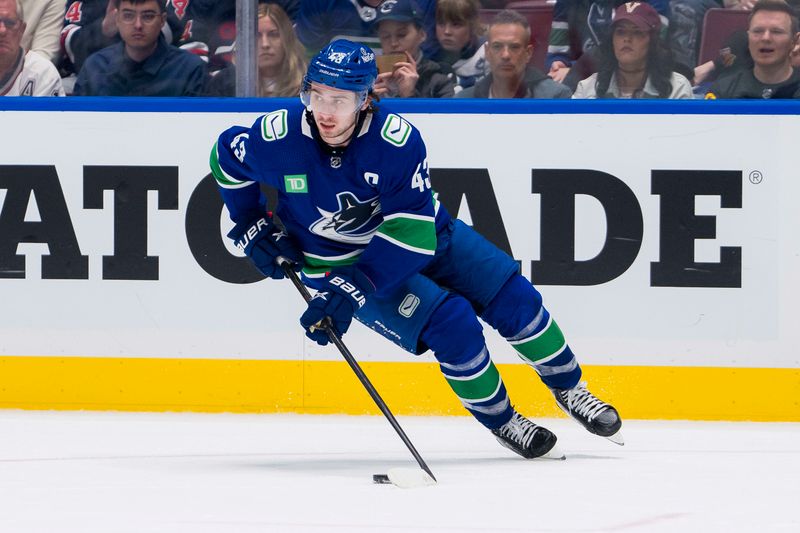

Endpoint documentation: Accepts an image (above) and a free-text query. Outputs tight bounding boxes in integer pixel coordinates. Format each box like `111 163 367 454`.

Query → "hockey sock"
420 295 513 429
481 275 581 391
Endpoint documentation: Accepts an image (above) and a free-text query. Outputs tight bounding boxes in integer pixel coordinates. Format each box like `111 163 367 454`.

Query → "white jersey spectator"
0 0 64 95
1 49 65 95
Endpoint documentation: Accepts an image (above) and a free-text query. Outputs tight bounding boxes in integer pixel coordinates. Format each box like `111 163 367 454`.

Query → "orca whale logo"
309 191 382 244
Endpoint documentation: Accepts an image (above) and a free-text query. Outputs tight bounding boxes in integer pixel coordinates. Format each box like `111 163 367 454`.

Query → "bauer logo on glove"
233 217 270 252
300 267 375 345
227 214 303 280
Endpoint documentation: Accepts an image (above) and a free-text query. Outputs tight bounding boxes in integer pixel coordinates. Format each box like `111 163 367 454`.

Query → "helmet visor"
301 84 367 117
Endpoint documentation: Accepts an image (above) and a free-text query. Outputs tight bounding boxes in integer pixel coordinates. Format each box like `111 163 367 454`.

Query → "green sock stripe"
445 361 502 402
511 318 566 364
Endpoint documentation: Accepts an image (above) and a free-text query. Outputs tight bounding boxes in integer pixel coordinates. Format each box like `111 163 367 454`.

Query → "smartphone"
377 54 406 74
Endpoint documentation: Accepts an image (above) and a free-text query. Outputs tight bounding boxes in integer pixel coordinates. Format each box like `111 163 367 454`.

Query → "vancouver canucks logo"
309 191 382 244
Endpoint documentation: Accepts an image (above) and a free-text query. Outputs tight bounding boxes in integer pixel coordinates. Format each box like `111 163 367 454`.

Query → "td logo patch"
284 174 308 193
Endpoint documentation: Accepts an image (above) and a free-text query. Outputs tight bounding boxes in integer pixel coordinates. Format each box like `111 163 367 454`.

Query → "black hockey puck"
372 474 391 484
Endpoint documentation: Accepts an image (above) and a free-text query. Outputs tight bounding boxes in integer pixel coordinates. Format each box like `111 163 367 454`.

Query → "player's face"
485 24 532 82
0 0 25 59
378 20 426 56
116 0 166 52
436 19 471 52
306 83 368 147
257 14 285 76
748 11 797 70
612 21 651 71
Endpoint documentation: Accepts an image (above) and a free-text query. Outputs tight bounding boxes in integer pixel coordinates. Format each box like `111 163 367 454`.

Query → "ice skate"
491 411 565 459
551 381 624 445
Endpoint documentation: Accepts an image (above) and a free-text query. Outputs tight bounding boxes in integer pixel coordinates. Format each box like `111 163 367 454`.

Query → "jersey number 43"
411 159 431 192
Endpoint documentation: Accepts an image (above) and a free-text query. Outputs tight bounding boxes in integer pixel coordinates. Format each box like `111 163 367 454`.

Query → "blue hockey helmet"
302 39 378 95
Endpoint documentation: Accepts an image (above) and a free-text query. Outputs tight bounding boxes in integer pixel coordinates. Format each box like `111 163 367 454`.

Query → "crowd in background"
1 0 798 98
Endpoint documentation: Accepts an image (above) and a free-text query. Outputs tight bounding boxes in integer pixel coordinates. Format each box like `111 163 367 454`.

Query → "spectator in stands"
372 0 456 97
706 0 800 97
0 0 64 95
19 0 63 63
546 0 671 91
295 0 440 58
694 0 800 86
60 0 186 79
205 2 307 97
433 0 489 92
73 0 206 96
573 2 693 97
160 1 299 76
458 9 572 98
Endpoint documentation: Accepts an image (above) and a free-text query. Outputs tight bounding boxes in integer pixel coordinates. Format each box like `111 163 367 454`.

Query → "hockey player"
210 39 623 459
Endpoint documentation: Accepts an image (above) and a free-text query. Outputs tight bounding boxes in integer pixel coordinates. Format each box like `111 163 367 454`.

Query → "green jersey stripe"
376 217 436 254
301 252 361 276
210 143 252 189
548 27 569 47
375 233 436 255
382 212 435 223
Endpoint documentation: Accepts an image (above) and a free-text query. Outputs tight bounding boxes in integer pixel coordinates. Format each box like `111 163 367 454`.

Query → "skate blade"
605 431 624 446
386 467 437 489
541 443 566 460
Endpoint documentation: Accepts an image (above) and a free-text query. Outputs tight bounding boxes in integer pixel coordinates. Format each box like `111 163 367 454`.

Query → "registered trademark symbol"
749 170 763 184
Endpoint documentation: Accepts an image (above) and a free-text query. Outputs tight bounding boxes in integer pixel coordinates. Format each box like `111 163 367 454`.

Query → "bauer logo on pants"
398 294 420 317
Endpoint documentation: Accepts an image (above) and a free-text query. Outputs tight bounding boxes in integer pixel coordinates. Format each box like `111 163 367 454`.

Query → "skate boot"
551 381 623 445
491 411 564 459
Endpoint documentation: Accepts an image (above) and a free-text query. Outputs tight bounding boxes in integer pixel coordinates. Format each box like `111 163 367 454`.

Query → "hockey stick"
278 258 437 485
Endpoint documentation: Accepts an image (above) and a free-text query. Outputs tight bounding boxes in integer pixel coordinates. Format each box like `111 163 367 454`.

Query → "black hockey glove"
228 214 303 280
300 267 375 345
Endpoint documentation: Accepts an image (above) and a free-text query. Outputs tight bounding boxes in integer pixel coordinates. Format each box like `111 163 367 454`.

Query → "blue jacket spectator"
60 0 185 76
73 0 206 96
74 34 206 95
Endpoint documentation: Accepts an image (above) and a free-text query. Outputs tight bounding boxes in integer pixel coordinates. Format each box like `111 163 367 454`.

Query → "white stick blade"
386 467 437 489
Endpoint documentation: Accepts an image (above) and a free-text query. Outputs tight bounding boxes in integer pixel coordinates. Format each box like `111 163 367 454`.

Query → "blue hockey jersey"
210 102 451 292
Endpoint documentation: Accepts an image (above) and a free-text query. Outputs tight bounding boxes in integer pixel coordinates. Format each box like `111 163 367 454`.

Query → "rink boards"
0 98 798 421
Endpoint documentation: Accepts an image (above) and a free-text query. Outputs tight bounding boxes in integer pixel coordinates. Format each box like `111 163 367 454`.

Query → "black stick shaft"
281 262 436 482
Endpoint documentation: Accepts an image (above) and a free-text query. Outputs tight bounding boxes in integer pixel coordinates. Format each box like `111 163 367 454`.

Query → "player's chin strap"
304 106 370 156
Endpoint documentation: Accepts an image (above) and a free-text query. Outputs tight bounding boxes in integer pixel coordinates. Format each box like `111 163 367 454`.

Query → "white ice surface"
0 411 798 533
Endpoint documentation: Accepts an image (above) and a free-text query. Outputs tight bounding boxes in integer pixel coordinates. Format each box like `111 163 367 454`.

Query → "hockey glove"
228 215 303 280
300 267 375 345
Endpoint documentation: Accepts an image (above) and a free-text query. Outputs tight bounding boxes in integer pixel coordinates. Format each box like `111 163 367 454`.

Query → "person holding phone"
372 0 456 97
